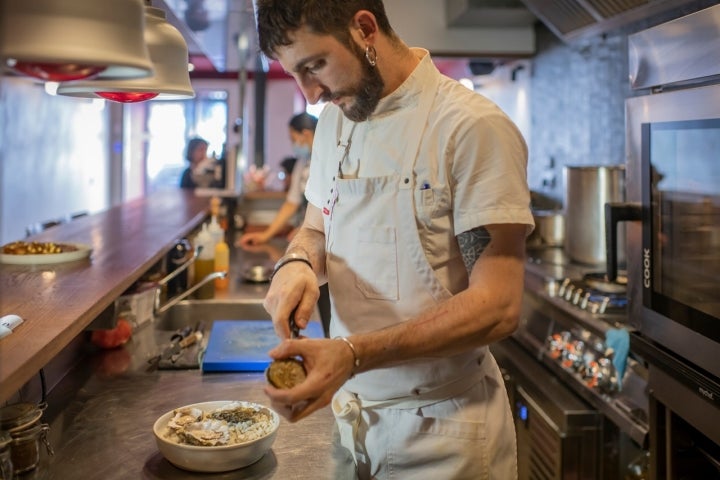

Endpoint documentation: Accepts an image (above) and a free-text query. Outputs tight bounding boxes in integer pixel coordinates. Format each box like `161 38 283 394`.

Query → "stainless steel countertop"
21 235 351 480
33 357 346 479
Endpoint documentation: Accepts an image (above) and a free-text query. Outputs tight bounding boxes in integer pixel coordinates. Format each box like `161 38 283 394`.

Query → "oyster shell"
166 407 203 430
266 358 306 389
177 419 230 446
209 402 261 424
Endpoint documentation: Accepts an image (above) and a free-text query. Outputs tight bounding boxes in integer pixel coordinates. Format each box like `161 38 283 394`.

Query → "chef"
256 1 534 478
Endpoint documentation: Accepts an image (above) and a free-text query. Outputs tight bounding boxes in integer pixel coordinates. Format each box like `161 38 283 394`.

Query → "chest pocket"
414 184 452 229
352 226 399 301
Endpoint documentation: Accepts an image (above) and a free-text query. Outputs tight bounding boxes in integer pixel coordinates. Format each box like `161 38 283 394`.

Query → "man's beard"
325 42 384 122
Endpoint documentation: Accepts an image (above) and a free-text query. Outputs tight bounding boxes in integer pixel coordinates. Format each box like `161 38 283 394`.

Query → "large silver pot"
563 165 626 265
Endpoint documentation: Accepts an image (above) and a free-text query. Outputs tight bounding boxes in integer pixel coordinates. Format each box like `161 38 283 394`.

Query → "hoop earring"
365 45 377 67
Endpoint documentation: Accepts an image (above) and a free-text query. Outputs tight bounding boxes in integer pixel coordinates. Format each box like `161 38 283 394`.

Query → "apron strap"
399 69 440 190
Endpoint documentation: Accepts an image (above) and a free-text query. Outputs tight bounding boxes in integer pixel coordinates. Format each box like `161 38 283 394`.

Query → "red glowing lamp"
55 5 194 103
10 61 107 82
0 1 152 82
96 91 159 103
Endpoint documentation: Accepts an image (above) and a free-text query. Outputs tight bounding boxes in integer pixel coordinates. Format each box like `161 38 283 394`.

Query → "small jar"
0 403 53 474
0 431 13 480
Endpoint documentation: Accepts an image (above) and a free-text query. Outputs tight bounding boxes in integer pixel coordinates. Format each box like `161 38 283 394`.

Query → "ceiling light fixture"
0 0 153 81
56 2 194 103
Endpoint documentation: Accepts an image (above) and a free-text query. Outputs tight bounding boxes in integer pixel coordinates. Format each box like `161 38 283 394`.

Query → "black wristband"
270 253 313 282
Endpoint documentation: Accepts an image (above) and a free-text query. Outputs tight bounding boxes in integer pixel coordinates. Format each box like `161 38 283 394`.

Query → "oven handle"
605 202 642 282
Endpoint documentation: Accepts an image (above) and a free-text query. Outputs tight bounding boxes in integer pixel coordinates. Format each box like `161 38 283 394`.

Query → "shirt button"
404 178 410 184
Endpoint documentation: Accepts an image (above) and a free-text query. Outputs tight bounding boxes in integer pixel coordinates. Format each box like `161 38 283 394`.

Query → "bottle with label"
193 223 215 299
214 238 230 290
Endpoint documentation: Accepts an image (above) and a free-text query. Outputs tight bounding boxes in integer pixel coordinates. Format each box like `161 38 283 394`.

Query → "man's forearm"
284 204 327 282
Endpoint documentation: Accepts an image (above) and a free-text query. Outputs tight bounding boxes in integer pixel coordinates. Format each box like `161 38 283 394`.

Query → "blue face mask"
292 143 311 160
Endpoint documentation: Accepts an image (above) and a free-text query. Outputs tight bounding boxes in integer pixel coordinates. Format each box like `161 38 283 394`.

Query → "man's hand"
264 337 356 422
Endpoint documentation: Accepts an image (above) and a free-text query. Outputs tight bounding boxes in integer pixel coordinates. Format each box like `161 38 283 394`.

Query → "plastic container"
214 239 230 290
193 224 215 299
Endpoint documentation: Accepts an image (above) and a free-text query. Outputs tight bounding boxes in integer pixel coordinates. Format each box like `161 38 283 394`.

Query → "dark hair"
185 137 209 163
255 0 396 58
280 156 298 174
288 112 318 133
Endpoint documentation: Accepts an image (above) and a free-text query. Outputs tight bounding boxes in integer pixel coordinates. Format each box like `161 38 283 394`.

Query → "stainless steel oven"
621 4 720 382
611 5 720 478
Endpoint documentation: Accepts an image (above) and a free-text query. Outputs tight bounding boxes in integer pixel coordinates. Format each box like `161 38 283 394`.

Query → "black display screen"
643 119 720 340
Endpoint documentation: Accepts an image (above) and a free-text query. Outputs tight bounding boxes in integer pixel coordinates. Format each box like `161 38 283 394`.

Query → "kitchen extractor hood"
158 0 260 74
446 0 537 28
519 0 704 42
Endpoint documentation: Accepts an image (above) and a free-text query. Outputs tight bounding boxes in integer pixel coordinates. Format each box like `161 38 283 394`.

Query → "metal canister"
0 431 13 480
0 403 53 474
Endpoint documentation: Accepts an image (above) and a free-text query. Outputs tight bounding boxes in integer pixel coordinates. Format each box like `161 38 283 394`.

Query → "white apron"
322 68 517 479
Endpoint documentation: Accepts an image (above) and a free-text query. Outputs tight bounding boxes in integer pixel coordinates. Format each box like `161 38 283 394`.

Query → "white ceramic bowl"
152 400 280 472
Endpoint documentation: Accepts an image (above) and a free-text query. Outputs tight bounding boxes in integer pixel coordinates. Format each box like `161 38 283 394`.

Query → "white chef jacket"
305 49 533 397
306 48 528 479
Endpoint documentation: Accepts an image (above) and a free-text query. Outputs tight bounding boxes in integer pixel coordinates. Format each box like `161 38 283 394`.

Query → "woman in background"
237 113 318 245
180 137 216 189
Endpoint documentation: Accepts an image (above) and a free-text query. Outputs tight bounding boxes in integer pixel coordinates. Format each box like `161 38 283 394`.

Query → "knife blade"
289 307 299 339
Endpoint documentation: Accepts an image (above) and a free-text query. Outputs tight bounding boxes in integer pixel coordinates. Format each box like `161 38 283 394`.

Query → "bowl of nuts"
0 241 91 265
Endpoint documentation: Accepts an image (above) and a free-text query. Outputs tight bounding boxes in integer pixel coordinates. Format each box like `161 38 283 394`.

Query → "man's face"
275 26 384 122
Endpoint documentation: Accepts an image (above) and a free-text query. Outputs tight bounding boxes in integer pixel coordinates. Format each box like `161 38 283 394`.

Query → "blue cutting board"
202 319 324 372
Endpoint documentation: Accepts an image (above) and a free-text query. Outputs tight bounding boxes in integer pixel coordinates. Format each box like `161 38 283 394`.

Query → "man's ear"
353 10 377 41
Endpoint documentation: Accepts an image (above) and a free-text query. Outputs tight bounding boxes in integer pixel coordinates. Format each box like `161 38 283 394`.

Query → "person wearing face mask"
237 112 318 246
238 112 330 336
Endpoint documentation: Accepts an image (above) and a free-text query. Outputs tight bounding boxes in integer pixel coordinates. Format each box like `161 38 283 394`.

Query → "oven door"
626 84 720 379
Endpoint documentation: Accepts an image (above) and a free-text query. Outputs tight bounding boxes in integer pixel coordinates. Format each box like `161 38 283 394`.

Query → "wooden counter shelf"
0 190 211 403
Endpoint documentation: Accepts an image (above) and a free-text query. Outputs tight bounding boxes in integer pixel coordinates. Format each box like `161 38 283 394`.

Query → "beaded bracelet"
334 336 361 376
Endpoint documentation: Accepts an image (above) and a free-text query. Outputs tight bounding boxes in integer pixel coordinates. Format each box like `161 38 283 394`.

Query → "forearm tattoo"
457 226 491 275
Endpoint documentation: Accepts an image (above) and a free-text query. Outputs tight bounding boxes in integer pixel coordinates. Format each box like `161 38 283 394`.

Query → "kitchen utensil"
152 400 279 472
563 165 626 265
202 320 324 372
288 307 299 339
148 325 200 370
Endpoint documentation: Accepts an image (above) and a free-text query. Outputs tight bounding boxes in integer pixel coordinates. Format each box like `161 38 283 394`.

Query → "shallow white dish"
0 243 92 265
152 400 280 473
